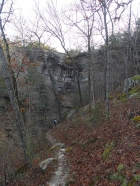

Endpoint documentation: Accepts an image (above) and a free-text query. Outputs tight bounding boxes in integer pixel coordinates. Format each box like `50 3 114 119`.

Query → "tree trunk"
102 0 110 119
88 37 92 103
126 2 132 100
47 67 63 122
77 74 83 107
0 45 29 164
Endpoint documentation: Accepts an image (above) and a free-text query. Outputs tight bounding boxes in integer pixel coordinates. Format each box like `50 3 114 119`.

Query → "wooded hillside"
0 0 140 185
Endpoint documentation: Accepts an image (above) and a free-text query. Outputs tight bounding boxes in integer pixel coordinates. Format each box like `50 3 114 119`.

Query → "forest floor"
51 97 140 186
1 92 140 186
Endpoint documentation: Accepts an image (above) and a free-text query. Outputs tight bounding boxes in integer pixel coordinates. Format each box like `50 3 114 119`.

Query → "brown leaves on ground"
1 98 140 185
52 98 140 186
2 136 58 186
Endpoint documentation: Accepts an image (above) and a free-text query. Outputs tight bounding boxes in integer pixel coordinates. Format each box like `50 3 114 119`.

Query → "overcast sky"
4 0 76 52
4 0 140 52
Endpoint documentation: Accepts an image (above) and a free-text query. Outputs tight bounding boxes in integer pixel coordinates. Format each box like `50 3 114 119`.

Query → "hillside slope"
2 89 140 186
52 96 140 186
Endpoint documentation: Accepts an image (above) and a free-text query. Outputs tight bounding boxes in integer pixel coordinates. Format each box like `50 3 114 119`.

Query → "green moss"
105 141 115 148
103 142 114 161
134 163 140 168
102 147 111 160
109 95 114 100
132 115 140 122
117 93 126 100
129 86 140 95
117 163 124 173
110 172 126 184
70 140 78 146
128 174 140 186
121 179 127 186
65 147 73 152
133 174 140 181
121 98 127 102
132 75 140 81
116 93 127 102
48 144 60 152
90 104 103 125
90 176 99 185
128 180 135 186
110 163 140 186
65 178 75 186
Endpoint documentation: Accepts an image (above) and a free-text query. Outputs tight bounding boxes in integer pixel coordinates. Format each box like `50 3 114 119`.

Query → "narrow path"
46 131 69 186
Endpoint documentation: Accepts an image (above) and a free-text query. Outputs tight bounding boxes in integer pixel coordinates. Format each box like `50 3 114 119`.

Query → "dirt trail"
46 131 69 186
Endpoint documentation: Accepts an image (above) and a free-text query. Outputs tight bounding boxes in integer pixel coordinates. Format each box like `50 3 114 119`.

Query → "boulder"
124 78 135 92
124 77 139 92
39 157 53 171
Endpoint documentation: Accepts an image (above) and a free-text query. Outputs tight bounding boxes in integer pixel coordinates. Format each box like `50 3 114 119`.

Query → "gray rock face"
58 152 65 159
129 93 138 98
39 157 54 171
124 77 139 92
66 109 77 119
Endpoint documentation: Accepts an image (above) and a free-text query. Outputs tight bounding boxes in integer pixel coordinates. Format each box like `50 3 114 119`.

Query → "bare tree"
99 0 110 119
98 0 133 118
0 0 29 164
125 1 132 99
34 0 84 108
63 0 97 105
35 0 70 56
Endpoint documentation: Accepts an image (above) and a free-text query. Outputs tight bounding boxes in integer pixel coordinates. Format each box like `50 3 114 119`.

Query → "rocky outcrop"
39 158 54 171
124 76 140 92
124 78 136 92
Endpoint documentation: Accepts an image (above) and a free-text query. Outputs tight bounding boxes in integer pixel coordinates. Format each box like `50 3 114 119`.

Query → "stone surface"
60 149 65 153
46 132 69 186
39 157 53 171
124 77 139 92
66 109 77 119
58 153 64 159
129 93 138 98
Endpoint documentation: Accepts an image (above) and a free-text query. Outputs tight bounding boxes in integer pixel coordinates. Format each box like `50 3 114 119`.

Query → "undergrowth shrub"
102 142 114 161
65 147 73 152
132 75 140 81
70 140 78 146
90 104 103 125
129 86 140 95
65 178 75 186
116 93 127 102
82 138 98 149
110 163 140 186
109 95 114 100
26 130 50 162
132 115 140 122
136 123 140 128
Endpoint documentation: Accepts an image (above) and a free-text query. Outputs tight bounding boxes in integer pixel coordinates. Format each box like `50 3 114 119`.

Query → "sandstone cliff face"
24 48 137 114
40 52 86 111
